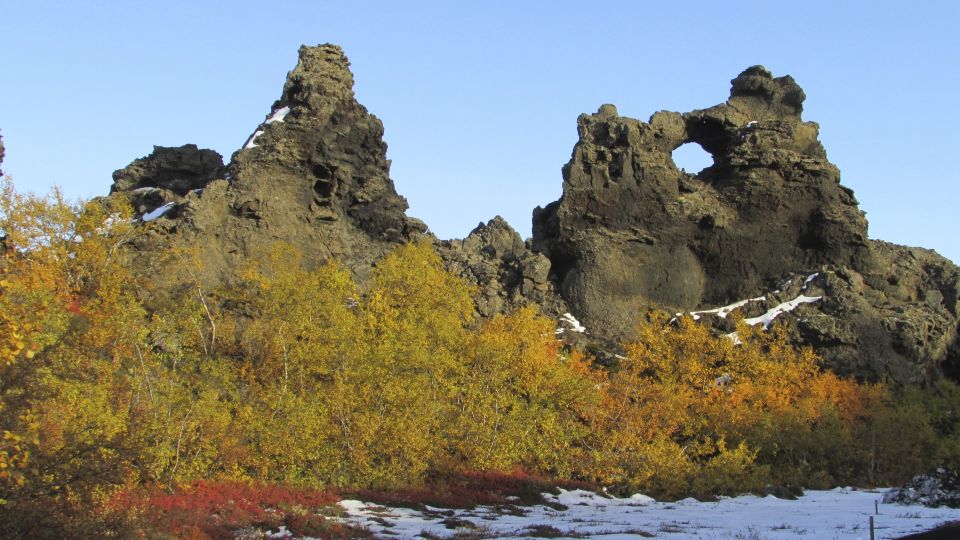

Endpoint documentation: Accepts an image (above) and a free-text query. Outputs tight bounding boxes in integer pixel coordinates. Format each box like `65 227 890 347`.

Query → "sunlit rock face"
109 44 427 284
532 66 957 383
533 67 868 338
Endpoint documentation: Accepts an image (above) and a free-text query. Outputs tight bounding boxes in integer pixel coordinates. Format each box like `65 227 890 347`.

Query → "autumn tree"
451 307 598 476
585 313 910 498
334 240 475 487
0 180 146 535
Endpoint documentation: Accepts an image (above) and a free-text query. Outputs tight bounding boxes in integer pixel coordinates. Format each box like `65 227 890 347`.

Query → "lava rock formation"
97 46 959 384
110 45 427 284
530 66 957 383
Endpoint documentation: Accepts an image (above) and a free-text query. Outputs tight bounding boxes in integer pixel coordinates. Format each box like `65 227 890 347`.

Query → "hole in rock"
672 142 713 175
313 178 334 199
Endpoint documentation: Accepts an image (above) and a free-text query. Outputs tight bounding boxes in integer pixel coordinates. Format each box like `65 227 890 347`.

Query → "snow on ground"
336 488 960 539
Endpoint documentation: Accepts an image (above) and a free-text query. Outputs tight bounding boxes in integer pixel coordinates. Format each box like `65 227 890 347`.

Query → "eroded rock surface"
437 216 565 318
533 66 958 382
799 243 960 382
110 144 225 218
111 144 225 195
533 67 869 339
111 45 426 284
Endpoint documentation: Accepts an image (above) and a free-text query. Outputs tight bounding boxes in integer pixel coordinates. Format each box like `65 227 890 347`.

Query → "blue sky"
2 1 958 263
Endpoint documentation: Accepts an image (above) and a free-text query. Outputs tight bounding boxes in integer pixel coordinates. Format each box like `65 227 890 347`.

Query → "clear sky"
2 1 958 263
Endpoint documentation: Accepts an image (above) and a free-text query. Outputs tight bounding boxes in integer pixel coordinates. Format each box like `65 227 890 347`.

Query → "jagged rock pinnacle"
281 44 356 109
728 65 806 118
109 44 424 284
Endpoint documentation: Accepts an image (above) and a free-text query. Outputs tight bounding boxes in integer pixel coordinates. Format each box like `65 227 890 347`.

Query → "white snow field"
332 488 960 539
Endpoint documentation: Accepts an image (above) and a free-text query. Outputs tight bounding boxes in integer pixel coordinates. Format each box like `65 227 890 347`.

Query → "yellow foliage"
333 241 474 487
231 240 479 488
452 307 598 475
0 180 143 515
1 178 952 527
585 312 904 497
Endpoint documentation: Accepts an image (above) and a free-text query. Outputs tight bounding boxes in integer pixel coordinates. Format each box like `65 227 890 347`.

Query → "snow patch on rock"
744 294 822 329
556 313 586 335
243 129 265 149
265 106 290 124
142 202 174 222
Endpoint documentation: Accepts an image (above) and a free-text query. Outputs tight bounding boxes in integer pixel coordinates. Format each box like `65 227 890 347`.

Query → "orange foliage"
583 313 904 497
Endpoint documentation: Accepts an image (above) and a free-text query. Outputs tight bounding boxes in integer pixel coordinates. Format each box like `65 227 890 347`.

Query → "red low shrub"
108 480 354 539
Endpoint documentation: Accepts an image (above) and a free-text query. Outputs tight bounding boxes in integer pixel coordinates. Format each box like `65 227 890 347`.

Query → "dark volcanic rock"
727 257 960 383
789 245 960 382
111 44 426 284
437 217 565 318
534 67 869 339
227 44 417 246
111 144 225 195
533 66 958 383
105 49 958 385
884 469 960 508
110 144 225 218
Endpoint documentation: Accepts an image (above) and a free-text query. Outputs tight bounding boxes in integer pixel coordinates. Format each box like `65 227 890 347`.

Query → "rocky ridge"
530 66 958 382
533 68 870 338
110 45 426 284
97 47 958 384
